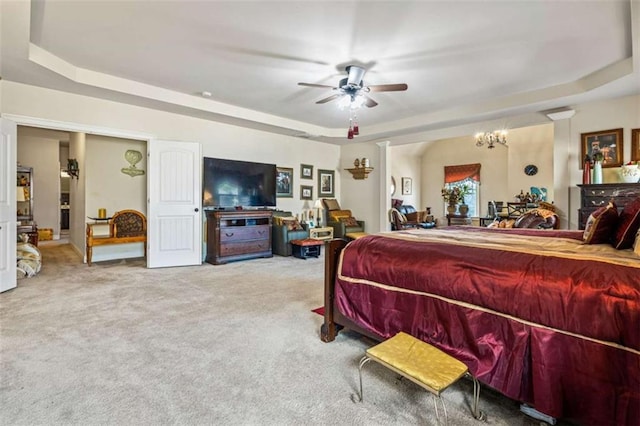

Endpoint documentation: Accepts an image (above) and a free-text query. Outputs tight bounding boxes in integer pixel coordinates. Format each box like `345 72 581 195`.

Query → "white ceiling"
2 1 639 145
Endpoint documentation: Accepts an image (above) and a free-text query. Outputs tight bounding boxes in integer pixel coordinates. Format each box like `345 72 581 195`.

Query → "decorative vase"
593 161 603 184
446 202 457 215
458 204 469 217
620 164 639 183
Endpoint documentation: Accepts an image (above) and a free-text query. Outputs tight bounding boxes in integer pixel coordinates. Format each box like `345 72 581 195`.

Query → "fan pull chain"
347 117 354 139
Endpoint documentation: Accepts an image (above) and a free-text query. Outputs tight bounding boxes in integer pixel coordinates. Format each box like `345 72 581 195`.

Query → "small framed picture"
300 185 313 200
402 177 412 195
276 167 293 198
300 164 313 180
632 128 639 162
318 169 335 197
580 128 623 168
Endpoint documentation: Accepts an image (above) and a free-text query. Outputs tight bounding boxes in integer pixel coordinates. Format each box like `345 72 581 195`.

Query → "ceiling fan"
298 65 408 108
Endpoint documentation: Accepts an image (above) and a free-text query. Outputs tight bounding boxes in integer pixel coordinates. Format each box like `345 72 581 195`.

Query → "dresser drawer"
219 240 271 256
219 225 270 242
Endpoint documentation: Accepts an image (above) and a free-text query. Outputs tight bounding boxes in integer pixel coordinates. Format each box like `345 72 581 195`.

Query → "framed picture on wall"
632 128 640 162
276 167 293 198
300 164 313 179
318 169 334 197
300 185 313 200
580 128 623 168
402 177 412 195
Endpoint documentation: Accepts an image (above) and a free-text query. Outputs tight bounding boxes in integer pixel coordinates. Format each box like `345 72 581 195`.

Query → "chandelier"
475 131 508 149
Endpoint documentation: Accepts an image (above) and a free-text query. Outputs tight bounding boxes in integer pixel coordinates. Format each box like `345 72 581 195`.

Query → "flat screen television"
203 157 277 209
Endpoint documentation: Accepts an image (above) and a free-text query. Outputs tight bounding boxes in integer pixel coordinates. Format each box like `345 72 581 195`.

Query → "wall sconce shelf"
346 167 374 180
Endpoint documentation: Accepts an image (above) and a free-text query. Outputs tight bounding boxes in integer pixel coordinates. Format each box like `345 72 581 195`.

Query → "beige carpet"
0 243 565 425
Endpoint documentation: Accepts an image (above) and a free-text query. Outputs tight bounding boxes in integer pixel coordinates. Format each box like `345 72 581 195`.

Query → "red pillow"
583 201 618 244
613 197 640 249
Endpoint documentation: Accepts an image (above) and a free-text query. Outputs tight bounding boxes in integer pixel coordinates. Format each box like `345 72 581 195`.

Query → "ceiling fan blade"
367 83 408 92
364 96 378 108
298 82 337 89
346 65 366 87
316 94 342 104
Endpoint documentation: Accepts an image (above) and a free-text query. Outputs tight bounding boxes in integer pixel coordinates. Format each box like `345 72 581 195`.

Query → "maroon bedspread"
335 228 640 425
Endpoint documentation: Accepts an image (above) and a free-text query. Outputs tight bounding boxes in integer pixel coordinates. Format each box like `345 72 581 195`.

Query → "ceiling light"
475 131 508 149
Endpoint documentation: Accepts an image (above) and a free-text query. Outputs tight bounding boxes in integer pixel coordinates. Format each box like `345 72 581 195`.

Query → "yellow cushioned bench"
357 332 484 423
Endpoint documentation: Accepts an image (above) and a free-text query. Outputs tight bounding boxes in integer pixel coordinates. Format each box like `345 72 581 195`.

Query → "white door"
0 118 17 291
147 139 201 268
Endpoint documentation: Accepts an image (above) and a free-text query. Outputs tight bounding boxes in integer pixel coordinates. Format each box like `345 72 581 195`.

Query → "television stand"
206 210 273 265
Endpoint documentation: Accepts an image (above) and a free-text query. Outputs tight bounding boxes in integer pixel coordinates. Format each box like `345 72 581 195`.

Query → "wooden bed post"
321 238 348 342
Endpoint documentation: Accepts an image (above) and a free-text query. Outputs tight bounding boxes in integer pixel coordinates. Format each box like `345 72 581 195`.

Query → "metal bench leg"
432 393 448 425
467 372 486 421
357 356 373 402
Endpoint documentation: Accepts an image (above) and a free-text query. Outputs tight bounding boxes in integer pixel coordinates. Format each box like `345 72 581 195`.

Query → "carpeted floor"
0 243 564 425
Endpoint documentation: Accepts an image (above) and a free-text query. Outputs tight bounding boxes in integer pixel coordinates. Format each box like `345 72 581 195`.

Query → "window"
444 163 481 217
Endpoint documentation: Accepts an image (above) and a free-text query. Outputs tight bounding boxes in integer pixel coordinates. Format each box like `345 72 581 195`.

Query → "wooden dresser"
206 210 273 264
577 183 640 229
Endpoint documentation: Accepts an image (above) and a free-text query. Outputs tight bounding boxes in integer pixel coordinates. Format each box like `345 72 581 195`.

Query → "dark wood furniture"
290 238 322 259
206 210 272 264
85 210 147 266
446 214 471 226
578 183 640 229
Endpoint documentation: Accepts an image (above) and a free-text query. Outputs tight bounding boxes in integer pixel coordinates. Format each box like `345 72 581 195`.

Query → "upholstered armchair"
321 199 365 238
272 211 309 256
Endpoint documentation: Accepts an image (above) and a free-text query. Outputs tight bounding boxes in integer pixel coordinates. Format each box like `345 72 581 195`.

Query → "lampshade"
314 199 324 209
16 186 26 202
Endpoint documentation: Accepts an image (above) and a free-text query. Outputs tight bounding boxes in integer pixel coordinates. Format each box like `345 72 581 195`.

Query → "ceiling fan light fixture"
337 95 352 110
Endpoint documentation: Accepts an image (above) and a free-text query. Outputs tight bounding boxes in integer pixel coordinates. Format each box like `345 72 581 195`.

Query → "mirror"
390 176 397 196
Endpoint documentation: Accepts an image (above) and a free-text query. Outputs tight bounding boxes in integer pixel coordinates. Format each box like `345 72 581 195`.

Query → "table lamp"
314 199 324 228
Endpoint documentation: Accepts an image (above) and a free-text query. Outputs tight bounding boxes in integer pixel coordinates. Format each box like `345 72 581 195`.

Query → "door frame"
3 113 156 262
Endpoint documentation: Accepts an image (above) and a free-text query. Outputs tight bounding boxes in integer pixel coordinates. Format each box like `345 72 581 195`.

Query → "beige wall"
5 80 639 239
16 131 61 237
3 80 342 260
417 124 555 221
390 94 639 228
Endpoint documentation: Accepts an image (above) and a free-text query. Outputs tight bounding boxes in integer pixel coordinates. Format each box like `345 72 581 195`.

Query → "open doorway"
17 126 147 263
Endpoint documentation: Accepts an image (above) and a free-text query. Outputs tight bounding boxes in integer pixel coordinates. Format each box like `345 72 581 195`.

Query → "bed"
321 227 640 426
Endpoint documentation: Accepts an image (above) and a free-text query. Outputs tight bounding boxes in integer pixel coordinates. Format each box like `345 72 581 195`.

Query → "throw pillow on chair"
340 217 359 227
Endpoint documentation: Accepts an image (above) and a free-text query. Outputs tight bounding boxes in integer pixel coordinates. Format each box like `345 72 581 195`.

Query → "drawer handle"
258 230 265 235
225 232 234 237
589 190 606 195
590 200 606 206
